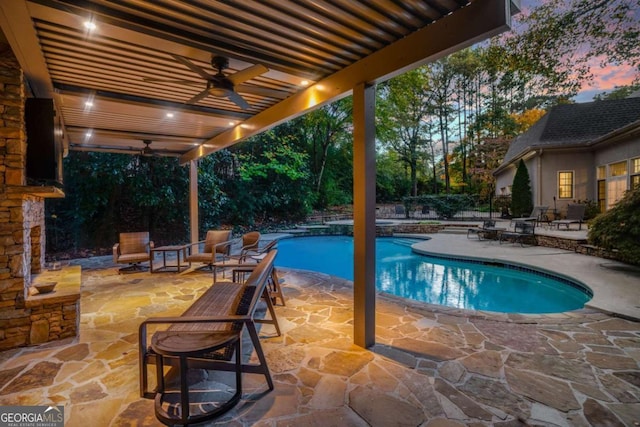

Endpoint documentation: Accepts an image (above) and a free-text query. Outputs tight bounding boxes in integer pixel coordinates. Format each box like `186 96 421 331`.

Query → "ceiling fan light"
208 87 230 97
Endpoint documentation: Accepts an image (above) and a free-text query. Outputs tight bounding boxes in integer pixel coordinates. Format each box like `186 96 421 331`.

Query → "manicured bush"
588 187 640 266
511 159 533 217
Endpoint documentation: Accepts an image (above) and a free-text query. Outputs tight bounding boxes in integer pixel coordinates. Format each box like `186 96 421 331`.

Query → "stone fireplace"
0 46 79 350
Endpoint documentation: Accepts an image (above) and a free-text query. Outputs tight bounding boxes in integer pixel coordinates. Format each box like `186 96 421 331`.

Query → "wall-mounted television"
25 98 64 186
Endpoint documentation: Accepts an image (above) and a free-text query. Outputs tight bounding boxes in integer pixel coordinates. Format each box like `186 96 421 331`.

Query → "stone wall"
0 48 79 350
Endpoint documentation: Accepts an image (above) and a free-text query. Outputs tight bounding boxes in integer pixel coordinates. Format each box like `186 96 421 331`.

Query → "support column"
189 160 199 243
352 83 376 348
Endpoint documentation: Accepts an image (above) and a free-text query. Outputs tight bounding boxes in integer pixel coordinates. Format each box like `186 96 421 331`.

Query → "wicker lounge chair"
113 232 154 273
552 204 586 230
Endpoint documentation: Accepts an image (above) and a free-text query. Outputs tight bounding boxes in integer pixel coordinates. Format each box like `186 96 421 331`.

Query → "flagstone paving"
0 254 639 426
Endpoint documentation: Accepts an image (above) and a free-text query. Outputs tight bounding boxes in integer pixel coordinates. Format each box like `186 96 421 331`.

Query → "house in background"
494 96 640 217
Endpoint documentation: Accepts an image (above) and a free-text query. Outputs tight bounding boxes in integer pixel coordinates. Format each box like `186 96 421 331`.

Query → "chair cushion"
118 252 150 263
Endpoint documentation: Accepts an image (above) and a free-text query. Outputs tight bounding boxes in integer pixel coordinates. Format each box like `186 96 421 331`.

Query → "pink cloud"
580 60 638 92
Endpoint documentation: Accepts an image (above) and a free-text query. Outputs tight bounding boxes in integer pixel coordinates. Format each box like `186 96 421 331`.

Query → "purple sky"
516 0 638 102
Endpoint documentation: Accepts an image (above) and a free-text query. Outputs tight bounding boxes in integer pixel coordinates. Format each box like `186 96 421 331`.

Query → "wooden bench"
138 250 280 424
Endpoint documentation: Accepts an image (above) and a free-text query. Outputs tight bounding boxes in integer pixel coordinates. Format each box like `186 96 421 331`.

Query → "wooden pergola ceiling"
0 0 519 163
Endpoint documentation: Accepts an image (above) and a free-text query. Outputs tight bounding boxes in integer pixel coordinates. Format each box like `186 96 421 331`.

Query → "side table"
150 245 189 273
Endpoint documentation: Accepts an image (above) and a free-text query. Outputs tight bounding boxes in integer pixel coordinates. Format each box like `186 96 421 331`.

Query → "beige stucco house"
494 96 640 216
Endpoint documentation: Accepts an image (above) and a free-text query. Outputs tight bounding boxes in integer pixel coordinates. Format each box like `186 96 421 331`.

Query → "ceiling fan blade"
186 89 210 104
236 84 290 99
143 77 202 86
228 64 268 85
227 91 250 110
172 54 213 80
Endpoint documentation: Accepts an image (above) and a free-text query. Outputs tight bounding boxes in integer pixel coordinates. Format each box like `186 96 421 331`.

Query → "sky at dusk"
517 0 639 102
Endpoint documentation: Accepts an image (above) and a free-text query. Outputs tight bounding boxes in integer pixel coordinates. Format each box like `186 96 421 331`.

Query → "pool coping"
266 232 640 322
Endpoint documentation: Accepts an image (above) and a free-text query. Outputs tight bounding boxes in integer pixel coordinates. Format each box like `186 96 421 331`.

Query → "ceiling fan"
141 139 154 156
145 55 286 109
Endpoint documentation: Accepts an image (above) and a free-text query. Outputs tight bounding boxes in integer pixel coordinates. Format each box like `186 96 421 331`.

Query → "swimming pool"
274 236 591 313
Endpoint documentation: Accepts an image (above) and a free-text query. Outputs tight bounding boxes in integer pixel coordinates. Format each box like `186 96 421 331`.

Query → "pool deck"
0 234 638 426
412 233 640 321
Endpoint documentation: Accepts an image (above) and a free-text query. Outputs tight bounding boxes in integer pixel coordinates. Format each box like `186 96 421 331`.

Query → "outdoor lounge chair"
552 204 586 230
467 219 502 240
499 221 536 247
511 206 548 224
184 230 232 270
113 232 154 273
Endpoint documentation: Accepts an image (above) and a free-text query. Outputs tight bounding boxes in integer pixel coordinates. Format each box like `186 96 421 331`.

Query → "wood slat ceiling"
0 0 513 159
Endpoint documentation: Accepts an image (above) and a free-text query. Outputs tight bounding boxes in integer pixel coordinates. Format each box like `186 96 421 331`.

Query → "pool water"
274 236 591 313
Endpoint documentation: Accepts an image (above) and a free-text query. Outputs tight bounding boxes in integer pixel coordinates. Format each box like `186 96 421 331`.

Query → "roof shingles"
500 97 640 167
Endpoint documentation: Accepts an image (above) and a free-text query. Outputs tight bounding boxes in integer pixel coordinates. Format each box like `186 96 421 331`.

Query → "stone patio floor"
0 246 639 426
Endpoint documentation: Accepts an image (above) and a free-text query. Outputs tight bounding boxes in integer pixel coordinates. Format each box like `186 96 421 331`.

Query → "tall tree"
377 68 434 197
425 58 457 193
300 98 352 207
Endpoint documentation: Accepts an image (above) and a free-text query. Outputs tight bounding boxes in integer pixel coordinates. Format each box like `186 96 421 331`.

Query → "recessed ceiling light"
228 121 236 126
301 80 310 86
166 112 174 118
85 131 92 137
84 21 96 31
85 101 93 107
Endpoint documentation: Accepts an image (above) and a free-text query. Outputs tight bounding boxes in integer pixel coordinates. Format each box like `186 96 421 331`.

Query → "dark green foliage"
494 195 512 218
46 152 190 254
588 187 640 266
403 195 478 219
511 159 533 217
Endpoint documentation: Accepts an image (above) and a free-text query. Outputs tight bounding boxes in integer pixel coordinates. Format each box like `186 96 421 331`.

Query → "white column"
352 82 376 348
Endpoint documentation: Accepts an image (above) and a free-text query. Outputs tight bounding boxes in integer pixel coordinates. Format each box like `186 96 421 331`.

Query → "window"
609 161 627 177
607 160 628 209
558 171 574 199
596 166 606 180
632 158 640 190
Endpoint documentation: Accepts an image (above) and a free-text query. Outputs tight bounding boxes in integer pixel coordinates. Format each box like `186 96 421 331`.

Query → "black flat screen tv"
25 98 63 186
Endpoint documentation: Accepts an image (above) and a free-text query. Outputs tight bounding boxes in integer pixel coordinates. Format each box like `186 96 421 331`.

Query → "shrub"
588 187 640 266
511 159 533 217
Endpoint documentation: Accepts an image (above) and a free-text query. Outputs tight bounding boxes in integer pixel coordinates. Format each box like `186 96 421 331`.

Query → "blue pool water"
274 236 591 313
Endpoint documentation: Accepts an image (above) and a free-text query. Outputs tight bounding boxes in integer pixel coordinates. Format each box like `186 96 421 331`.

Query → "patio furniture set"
467 203 587 247
113 230 284 425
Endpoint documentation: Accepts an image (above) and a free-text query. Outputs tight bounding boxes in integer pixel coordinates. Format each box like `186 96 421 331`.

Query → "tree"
511 159 533 217
502 0 640 97
594 84 640 101
300 98 352 206
377 68 433 197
